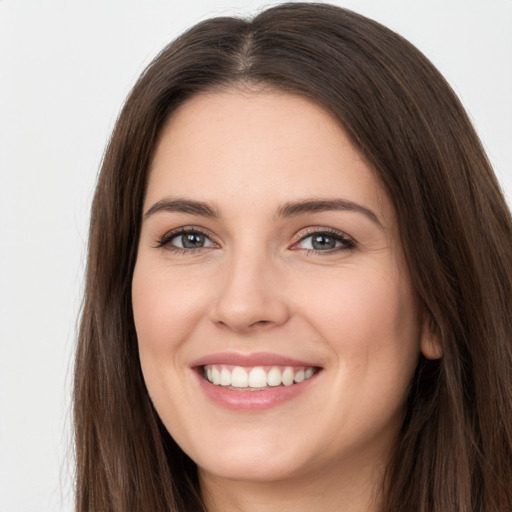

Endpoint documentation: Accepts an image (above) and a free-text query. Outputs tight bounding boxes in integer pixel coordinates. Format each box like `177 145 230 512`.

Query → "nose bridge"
211 240 289 331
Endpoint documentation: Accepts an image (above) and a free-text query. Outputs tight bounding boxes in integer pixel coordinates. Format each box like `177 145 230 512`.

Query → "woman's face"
132 90 435 486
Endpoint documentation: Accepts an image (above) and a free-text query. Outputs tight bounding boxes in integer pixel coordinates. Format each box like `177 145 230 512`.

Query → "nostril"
250 319 271 326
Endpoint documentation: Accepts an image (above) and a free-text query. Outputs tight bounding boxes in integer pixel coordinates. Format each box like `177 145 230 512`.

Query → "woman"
74 3 512 511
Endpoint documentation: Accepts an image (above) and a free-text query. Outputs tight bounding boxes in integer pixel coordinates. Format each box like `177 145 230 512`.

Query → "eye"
172 231 212 249
156 229 217 251
294 230 355 252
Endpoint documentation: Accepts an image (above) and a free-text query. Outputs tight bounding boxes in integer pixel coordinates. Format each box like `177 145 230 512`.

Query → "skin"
132 90 440 512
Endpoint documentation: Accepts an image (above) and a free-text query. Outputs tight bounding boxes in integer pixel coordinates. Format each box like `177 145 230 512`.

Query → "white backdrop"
0 1 511 510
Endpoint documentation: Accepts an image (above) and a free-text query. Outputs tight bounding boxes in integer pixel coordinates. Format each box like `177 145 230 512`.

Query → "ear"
420 314 443 360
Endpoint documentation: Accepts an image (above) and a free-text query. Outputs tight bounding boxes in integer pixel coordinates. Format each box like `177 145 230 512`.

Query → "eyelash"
154 227 216 255
154 227 356 255
293 228 356 254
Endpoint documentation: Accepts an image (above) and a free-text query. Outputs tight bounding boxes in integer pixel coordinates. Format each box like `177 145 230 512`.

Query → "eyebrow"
144 198 220 219
144 197 382 228
276 199 383 228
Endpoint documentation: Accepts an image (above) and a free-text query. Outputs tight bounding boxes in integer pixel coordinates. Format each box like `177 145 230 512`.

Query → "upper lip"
190 352 320 368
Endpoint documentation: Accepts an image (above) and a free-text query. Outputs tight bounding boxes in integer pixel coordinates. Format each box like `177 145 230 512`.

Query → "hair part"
75 3 512 511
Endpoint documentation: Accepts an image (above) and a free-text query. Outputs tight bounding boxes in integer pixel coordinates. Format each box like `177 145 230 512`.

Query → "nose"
210 248 291 333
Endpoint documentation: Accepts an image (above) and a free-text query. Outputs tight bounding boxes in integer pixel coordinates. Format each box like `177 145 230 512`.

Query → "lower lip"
194 369 320 411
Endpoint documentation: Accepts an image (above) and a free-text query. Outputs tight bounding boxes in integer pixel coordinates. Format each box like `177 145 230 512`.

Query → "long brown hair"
74 3 512 511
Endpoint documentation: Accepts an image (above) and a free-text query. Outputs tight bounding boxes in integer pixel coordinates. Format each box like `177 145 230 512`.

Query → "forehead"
146 90 392 226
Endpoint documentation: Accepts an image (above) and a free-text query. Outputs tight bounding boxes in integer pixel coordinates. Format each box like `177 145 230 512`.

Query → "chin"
198 450 307 483
185 428 312 483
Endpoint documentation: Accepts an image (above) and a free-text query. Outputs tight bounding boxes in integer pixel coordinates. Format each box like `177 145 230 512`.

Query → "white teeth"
231 366 249 388
294 369 305 383
204 364 317 388
281 367 294 386
248 367 267 388
212 366 221 385
220 367 231 386
267 366 282 387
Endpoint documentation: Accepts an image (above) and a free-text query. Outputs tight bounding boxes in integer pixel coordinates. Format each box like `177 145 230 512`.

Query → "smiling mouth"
201 364 320 390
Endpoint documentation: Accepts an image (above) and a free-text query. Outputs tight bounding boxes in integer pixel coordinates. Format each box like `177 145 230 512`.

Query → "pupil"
182 233 205 248
312 234 335 250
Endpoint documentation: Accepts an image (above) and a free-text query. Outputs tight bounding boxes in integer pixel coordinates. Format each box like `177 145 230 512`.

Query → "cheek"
131 260 214 434
297 263 421 384
298 265 421 446
132 263 206 352
131 261 211 405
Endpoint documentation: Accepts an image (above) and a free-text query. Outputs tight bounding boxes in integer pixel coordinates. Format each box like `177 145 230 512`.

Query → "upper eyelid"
291 227 356 253
155 226 218 248
294 226 354 241
161 225 215 238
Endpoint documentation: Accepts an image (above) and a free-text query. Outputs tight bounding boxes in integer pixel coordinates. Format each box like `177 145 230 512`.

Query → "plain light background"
0 1 510 510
